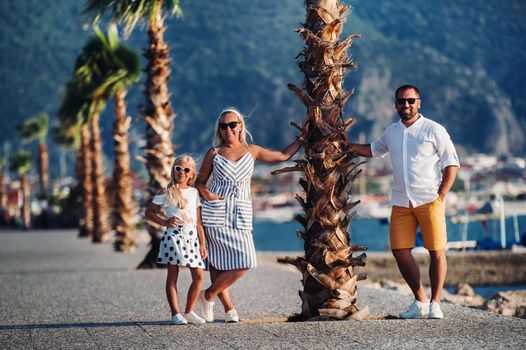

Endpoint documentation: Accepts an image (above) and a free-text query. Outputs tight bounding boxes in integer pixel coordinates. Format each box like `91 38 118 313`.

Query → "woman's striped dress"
201 152 257 270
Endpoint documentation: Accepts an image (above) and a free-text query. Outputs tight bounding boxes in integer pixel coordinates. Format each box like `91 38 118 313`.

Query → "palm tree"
16 113 50 199
58 57 97 239
60 26 141 246
83 0 181 266
0 153 6 226
9 151 32 229
59 30 113 243
92 25 142 252
54 122 93 237
274 0 367 320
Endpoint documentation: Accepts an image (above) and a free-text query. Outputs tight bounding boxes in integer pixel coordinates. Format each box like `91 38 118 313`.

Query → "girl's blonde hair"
213 107 253 147
166 154 197 209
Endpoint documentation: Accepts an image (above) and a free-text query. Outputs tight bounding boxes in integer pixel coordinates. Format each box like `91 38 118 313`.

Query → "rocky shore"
363 250 526 286
261 250 526 319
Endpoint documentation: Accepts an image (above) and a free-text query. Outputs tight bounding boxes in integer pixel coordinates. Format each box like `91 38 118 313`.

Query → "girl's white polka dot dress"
153 188 205 269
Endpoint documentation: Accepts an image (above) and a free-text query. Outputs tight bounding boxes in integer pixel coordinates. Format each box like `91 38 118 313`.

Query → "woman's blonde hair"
166 154 197 209
213 107 253 147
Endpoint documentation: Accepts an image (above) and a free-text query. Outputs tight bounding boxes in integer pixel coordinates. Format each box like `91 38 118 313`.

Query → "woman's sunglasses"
218 121 239 130
174 166 193 174
395 98 420 105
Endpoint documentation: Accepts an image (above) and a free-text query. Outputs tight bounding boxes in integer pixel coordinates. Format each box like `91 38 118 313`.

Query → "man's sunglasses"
395 98 420 105
174 166 193 174
218 121 239 130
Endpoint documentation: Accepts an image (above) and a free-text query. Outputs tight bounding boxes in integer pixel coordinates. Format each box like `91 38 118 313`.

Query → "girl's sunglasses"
218 121 239 130
174 166 193 174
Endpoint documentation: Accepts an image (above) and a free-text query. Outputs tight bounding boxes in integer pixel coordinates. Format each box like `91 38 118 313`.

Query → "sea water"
252 215 526 252
445 284 526 299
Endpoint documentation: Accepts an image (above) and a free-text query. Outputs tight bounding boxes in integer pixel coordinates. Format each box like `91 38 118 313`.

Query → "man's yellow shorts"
389 198 447 251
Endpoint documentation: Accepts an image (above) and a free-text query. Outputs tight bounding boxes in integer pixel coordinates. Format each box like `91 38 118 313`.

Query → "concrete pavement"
0 230 525 349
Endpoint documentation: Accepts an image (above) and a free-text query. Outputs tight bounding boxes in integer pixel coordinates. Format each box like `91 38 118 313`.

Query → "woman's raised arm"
250 119 308 163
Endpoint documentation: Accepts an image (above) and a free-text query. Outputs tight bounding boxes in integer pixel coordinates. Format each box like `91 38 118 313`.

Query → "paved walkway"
0 230 525 349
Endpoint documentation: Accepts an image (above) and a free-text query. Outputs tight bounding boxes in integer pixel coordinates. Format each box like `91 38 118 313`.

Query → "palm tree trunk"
113 89 138 252
38 142 49 198
0 167 6 226
90 116 111 243
21 174 30 230
138 1 176 268
80 123 94 238
275 0 367 321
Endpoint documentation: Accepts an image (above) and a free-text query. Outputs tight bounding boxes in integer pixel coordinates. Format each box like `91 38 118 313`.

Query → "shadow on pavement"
0 320 171 330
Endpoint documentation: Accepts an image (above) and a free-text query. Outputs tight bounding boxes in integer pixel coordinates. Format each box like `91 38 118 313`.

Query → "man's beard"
398 109 418 120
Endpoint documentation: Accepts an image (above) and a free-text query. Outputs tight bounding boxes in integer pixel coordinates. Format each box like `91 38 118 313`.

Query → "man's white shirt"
371 115 459 208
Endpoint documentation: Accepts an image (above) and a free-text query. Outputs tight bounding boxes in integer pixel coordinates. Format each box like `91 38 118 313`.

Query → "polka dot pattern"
157 229 204 268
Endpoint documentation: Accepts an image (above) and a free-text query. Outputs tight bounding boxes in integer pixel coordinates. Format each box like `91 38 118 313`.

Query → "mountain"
0 0 525 178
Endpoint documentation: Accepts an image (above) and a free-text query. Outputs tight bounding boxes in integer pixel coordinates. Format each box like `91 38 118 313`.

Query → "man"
351 85 459 319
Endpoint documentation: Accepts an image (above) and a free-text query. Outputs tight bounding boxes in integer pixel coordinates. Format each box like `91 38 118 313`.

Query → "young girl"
145 155 208 325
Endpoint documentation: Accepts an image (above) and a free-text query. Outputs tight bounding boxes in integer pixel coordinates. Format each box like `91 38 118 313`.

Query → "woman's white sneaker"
399 299 430 319
428 301 444 319
198 290 215 322
225 309 239 323
171 313 188 325
184 311 206 324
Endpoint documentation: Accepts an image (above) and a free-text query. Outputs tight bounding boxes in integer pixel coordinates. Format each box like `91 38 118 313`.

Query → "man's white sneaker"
198 290 215 322
225 309 239 323
428 301 444 319
399 299 430 319
184 311 206 324
171 313 188 325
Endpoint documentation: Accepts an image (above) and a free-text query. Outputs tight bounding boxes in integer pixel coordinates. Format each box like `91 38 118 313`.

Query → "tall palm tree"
0 154 5 226
59 56 97 239
83 0 181 267
9 151 32 230
61 26 142 245
59 31 111 243
274 0 367 320
54 123 91 237
92 25 142 252
16 113 50 199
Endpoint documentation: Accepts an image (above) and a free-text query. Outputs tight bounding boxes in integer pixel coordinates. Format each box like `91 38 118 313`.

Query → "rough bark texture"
137 3 176 268
112 90 138 252
76 142 88 237
275 0 367 320
80 124 94 238
37 142 49 198
0 168 5 217
21 174 30 230
90 117 111 243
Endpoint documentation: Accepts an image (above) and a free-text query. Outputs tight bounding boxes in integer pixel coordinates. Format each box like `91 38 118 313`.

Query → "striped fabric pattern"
202 152 257 270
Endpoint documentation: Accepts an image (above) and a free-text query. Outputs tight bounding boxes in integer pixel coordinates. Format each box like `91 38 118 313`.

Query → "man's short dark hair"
395 84 420 98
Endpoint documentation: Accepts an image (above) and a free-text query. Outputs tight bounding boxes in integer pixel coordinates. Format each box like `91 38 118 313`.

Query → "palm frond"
82 0 182 37
59 25 141 125
53 123 80 149
16 113 49 143
9 150 32 175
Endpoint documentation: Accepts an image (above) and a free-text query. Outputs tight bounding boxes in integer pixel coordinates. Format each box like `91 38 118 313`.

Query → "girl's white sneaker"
171 313 188 325
185 311 206 324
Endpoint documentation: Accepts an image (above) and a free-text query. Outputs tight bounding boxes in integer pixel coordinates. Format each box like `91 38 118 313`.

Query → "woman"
195 107 307 323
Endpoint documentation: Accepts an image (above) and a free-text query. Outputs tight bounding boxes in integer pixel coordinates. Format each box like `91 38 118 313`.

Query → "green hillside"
0 0 525 178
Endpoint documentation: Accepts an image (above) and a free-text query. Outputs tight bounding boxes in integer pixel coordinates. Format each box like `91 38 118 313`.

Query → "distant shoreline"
257 250 526 286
